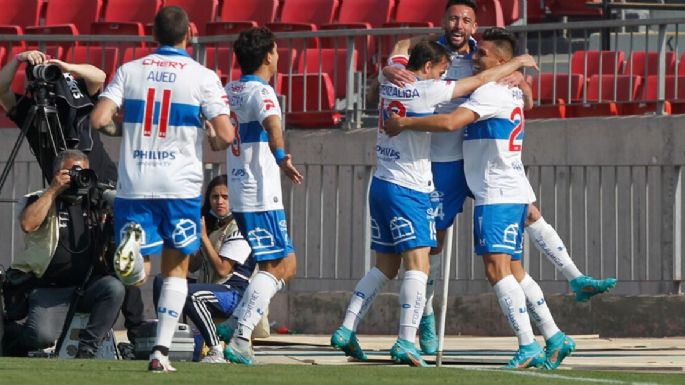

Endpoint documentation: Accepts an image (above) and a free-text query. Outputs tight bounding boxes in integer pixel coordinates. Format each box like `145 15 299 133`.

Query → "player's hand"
499 71 525 88
515 54 538 71
382 66 416 88
49 169 72 195
280 154 304 184
384 111 404 137
15 50 48 66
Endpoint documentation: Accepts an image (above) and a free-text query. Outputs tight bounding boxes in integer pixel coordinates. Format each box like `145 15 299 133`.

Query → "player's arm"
209 114 234 148
519 76 534 111
205 120 229 150
263 115 303 184
385 107 479 136
450 54 537 99
383 35 435 87
46 59 105 96
90 97 122 136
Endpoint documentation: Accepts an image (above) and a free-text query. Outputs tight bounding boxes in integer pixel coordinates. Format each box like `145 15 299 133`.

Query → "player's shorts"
473 203 528 260
369 177 437 254
114 196 202 256
431 160 472 231
233 210 294 262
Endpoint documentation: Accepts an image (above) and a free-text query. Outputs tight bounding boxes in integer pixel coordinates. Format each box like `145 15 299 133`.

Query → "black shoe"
117 342 137 360
75 345 96 359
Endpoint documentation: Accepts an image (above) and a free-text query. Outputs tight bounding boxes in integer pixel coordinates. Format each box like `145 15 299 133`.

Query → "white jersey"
376 79 456 193
100 47 229 199
430 37 477 162
461 82 536 206
225 75 283 212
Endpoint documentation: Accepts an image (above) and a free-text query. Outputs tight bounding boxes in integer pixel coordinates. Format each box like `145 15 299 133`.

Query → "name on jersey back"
143 58 186 83
379 84 420 99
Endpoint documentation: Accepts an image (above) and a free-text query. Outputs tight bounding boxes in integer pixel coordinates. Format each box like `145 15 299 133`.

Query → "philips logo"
133 150 176 160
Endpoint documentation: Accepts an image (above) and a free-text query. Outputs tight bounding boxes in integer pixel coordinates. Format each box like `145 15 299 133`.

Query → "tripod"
0 82 68 195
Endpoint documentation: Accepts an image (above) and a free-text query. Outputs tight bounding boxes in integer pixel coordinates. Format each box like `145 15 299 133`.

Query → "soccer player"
90 6 234 372
210 27 303 365
330 40 537 367
383 0 616 354
385 28 576 370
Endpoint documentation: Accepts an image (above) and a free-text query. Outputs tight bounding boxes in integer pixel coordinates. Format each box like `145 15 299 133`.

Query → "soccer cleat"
570 275 618 302
216 324 235 344
504 341 546 369
223 338 254 365
544 332 576 370
418 313 438 355
201 347 227 363
148 352 177 373
390 338 429 367
114 224 145 286
330 326 368 361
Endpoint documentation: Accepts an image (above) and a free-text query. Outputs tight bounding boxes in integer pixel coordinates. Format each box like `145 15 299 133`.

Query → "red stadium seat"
103 0 162 24
41 0 103 34
0 47 4 68
121 47 155 63
267 23 320 52
10 46 63 62
526 0 548 23
269 0 338 33
205 21 258 39
65 47 119 82
277 48 299 75
218 0 279 24
91 22 146 49
0 26 24 63
571 50 625 76
165 0 218 35
499 0 520 25
391 0 444 27
276 73 343 128
624 51 677 77
549 0 603 17
333 0 394 28
586 74 642 102
298 48 358 98
530 73 584 103
0 0 42 28
205 47 239 78
476 0 505 27
24 25 78 52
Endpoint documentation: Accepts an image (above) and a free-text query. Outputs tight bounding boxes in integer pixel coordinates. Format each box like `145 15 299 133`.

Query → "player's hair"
445 0 477 12
407 41 450 71
153 6 189 46
202 174 229 233
234 27 276 74
53 149 88 174
482 27 517 58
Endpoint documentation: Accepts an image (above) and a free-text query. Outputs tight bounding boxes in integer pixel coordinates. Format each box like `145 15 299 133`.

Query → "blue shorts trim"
431 160 472 231
114 196 202 256
473 204 528 259
369 177 437 254
233 210 294 262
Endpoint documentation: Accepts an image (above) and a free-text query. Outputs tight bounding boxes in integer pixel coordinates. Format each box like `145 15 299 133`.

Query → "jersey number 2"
143 88 171 138
508 106 523 152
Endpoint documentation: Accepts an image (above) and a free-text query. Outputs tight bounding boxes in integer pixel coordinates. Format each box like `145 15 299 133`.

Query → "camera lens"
31 63 62 82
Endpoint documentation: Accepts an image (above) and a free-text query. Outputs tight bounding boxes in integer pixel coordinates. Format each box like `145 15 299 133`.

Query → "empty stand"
91 22 146 48
205 47 239 79
65 47 119 81
389 0 444 27
334 0 394 28
549 0 603 17
205 21 258 39
0 0 42 29
41 0 103 34
165 0 218 35
218 0 279 24
531 73 584 103
276 73 342 128
102 0 162 24
0 26 24 62
476 0 505 27
298 48 358 98
499 0 520 25
571 50 625 76
270 0 338 31
24 26 77 53
122 47 155 63
586 74 642 102
624 51 676 77
526 0 547 23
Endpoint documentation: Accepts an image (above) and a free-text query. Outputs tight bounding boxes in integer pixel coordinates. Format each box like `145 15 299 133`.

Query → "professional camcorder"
26 63 62 82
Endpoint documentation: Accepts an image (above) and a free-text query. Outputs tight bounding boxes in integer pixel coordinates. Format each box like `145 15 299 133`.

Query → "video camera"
26 63 63 83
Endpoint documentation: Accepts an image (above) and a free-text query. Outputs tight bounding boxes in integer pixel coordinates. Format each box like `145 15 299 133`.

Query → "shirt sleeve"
99 65 125 108
200 69 230 120
217 228 252 265
256 85 281 124
422 80 457 109
458 82 501 120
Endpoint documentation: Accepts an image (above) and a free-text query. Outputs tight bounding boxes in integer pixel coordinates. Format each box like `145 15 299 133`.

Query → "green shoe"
223 338 254 365
390 338 429 367
216 324 234 344
418 313 438 355
504 341 546 369
544 332 576 370
570 275 618 302
330 326 368 361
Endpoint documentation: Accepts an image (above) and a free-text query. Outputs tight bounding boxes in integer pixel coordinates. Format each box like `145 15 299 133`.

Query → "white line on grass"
462 368 662 385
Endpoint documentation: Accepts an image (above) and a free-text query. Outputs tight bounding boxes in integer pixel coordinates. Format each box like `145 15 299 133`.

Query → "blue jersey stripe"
123 99 202 127
239 120 269 143
381 110 433 120
464 117 523 141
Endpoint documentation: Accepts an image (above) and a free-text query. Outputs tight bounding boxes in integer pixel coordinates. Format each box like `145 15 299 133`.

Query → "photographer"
0 50 117 184
2 150 124 358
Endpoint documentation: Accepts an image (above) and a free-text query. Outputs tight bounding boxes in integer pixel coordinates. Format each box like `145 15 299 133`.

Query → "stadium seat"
91 22 146 49
499 0 520 25
205 47 239 78
268 0 338 34
278 48 299 75
65 47 119 82
0 26 24 63
9 46 63 63
548 0 603 17
40 0 103 34
11 70 25 95
0 47 4 69
121 47 155 63
24 25 78 53
571 50 625 76
526 0 548 23
298 48 358 98
267 23 320 52
102 0 162 24
476 0 505 27
332 0 394 28
205 21 258 40
0 0 42 30
624 51 677 77
276 73 343 128
530 73 584 103
389 0 444 27
218 0 279 24
164 0 218 35
586 74 642 102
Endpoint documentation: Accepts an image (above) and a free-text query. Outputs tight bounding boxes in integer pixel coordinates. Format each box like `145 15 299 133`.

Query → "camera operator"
2 149 124 358
0 50 117 184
